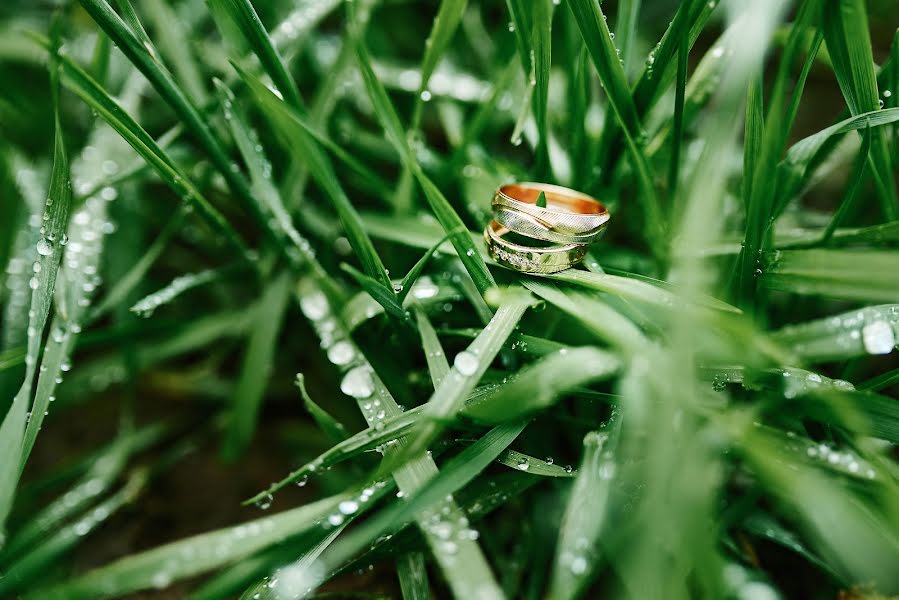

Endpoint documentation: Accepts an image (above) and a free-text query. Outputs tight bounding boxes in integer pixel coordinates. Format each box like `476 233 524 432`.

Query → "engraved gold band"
492 182 609 244
484 220 588 274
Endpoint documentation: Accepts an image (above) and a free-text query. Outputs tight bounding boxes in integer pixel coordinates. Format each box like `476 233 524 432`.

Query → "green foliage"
1 0 898 599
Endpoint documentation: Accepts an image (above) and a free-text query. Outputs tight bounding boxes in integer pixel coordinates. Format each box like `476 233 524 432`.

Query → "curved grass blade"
397 552 430 600
396 227 466 305
130 266 237 318
414 306 450 387
340 263 408 322
493 447 575 478
413 0 469 129
297 374 349 444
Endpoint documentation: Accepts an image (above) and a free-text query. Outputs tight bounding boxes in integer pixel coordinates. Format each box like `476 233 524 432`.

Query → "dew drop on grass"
338 500 359 515
327 513 344 526
327 340 355 366
516 457 530 471
28 277 39 290
255 493 273 510
420 90 432 102
300 291 329 320
453 351 479 376
36 238 53 256
861 320 895 354
341 366 374 398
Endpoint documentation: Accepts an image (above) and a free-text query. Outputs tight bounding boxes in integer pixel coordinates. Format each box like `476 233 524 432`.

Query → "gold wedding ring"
484 182 609 274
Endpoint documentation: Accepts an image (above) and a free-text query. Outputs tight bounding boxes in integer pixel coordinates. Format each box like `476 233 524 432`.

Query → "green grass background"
1 0 898 598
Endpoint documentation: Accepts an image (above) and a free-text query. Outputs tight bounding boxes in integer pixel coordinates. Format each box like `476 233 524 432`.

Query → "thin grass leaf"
236 66 392 289
0 47 72 534
532 0 552 170
772 305 898 362
819 124 871 244
493 448 575 477
668 29 689 198
209 0 302 109
760 249 899 302
77 0 286 252
413 0 468 128
567 0 664 248
296 373 349 444
353 39 496 296
223 271 292 458
414 306 450 387
130 266 237 317
506 0 534 82
340 263 408 322
396 227 466 305
822 0 897 219
30 490 379 600
463 346 620 424
35 41 249 254
142 0 207 103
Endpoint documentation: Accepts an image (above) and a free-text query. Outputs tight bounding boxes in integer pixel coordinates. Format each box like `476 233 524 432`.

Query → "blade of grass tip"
0 28 72 536
819 124 871 244
397 553 430 600
412 0 469 130
208 0 302 110
294 279 505 598
88 206 188 322
222 271 292 459
352 38 496 296
772 304 898 363
506 0 535 84
566 0 664 250
129 265 241 318
77 0 281 252
296 373 350 444
34 39 250 255
463 346 620 424
742 77 764 211
548 423 619 598
822 0 897 220
235 66 392 289
29 488 384 600
413 306 450 387
340 263 409 322
388 292 531 466
299 422 527 598
614 0 641 76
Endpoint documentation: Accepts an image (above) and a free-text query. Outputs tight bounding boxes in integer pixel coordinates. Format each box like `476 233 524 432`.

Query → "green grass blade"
822 0 898 219
414 306 450 387
142 0 207 103
819 124 871 244
30 491 364 600
463 346 620 424
397 227 465 305
353 39 496 296
340 263 408 322
397 552 430 600
760 249 899 302
548 426 618 598
236 66 392 289
0 48 72 535
773 305 898 362
208 0 302 109
222 271 292 458
414 0 469 127
296 374 349 444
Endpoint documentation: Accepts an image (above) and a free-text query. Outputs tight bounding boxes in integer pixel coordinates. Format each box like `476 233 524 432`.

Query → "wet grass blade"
397 552 430 600
413 0 468 128
760 249 899 303
340 263 408 322
0 42 72 534
822 0 897 219
772 305 898 362
414 306 450 387
463 346 620 424
353 38 496 296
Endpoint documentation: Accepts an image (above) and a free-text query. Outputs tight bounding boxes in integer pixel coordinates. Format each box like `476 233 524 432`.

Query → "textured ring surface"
492 182 610 239
493 207 606 245
484 220 587 274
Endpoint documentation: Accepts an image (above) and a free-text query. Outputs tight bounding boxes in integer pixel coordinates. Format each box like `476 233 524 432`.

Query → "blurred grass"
0 0 898 599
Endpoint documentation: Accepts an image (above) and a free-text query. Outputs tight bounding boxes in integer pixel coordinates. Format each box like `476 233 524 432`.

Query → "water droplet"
516 457 530 471
341 366 374 398
338 500 359 515
327 513 345 526
570 555 588 574
29 277 39 290
884 90 892 98
453 351 479 376
878 99 885 109
36 238 53 256
255 493 273 510
327 341 355 366
420 90 432 102
862 320 895 354
300 291 329 320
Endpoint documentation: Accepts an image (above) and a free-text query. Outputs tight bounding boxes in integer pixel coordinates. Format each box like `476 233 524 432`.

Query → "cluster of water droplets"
272 0 341 47
418 494 481 562
131 269 218 317
778 306 898 357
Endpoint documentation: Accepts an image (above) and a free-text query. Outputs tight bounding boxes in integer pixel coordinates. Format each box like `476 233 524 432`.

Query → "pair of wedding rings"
484 183 610 274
